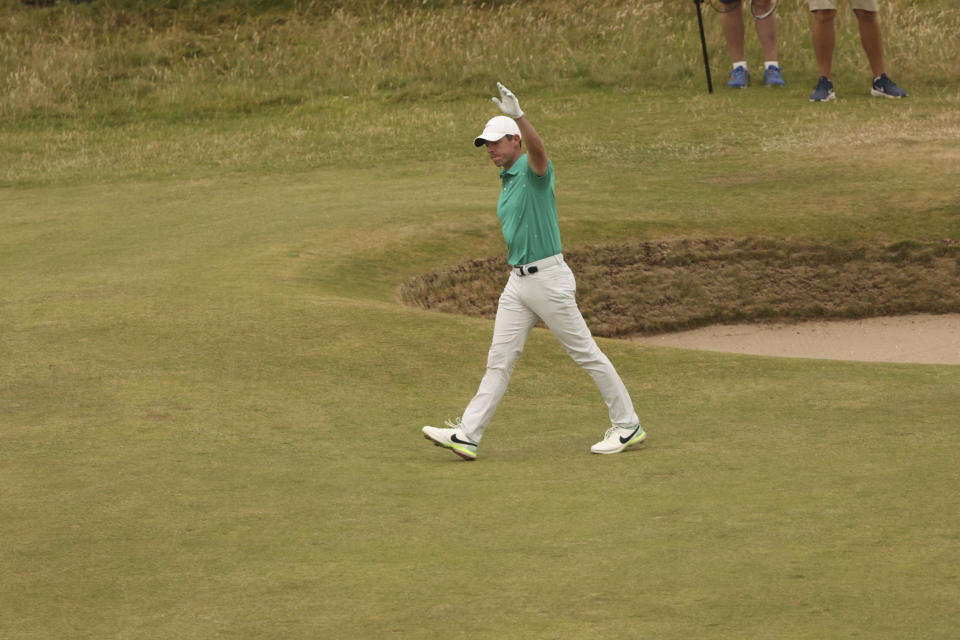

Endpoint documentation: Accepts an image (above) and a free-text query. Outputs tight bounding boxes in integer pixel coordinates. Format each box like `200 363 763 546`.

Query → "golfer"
422 83 647 460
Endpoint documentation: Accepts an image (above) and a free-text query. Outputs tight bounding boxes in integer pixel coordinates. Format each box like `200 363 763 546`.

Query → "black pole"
694 0 713 93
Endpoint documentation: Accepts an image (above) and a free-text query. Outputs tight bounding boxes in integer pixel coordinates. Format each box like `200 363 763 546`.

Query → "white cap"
474 115 521 147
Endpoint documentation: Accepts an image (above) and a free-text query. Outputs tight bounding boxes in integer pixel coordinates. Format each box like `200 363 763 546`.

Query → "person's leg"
848 0 905 96
752 0 778 62
720 0 747 65
753 0 784 85
459 275 538 443
854 8 884 77
811 9 837 79
721 1 751 88
524 263 639 430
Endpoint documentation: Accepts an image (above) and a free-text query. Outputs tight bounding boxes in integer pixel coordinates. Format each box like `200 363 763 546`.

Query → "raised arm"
492 83 549 176
514 116 548 176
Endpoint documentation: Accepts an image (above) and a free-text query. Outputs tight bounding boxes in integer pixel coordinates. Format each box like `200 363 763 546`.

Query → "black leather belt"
511 254 562 277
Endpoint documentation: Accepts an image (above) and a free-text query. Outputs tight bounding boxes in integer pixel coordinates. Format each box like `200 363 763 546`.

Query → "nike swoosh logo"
451 434 476 447
619 425 641 444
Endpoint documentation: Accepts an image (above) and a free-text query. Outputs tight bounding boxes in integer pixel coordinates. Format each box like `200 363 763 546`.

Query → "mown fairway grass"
2 1 960 638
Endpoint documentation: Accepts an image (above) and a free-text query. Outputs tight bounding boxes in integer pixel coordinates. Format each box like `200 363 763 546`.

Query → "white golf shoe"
590 424 647 455
422 419 478 461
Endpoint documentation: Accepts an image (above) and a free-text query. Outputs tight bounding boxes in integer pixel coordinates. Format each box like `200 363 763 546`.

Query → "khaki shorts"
809 0 878 10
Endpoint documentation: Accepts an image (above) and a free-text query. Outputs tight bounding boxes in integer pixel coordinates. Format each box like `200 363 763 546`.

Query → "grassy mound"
400 238 960 335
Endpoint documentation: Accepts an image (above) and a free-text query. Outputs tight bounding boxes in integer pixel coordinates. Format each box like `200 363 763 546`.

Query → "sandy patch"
629 314 960 365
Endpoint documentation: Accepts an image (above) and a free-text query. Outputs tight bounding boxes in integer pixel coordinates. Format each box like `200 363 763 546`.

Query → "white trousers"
460 255 639 443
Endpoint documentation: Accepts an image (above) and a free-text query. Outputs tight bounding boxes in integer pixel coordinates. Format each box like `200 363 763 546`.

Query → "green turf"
2 1 960 638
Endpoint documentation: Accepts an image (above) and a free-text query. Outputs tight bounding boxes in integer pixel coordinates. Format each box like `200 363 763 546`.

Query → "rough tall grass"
2 0 957 122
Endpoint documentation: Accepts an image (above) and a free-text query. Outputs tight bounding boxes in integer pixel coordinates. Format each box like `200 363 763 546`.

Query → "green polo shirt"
497 154 563 266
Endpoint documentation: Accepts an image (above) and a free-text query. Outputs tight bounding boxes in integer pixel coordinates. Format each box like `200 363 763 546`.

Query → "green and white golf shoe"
422 420 478 461
590 424 647 455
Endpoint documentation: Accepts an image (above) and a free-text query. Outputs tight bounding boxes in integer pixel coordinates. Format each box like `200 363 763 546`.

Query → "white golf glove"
492 82 524 119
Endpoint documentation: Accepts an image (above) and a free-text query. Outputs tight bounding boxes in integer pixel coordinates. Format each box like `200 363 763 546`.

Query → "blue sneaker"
728 66 750 89
809 76 836 102
764 65 785 87
871 73 907 98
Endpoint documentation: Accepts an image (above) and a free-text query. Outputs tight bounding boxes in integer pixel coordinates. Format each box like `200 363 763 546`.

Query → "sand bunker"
630 314 960 365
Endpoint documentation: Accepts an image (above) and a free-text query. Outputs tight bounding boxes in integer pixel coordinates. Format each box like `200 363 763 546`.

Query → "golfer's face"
485 136 518 169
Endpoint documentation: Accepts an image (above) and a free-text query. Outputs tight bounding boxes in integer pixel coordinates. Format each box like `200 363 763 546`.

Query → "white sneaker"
422 419 478 460
590 424 647 455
